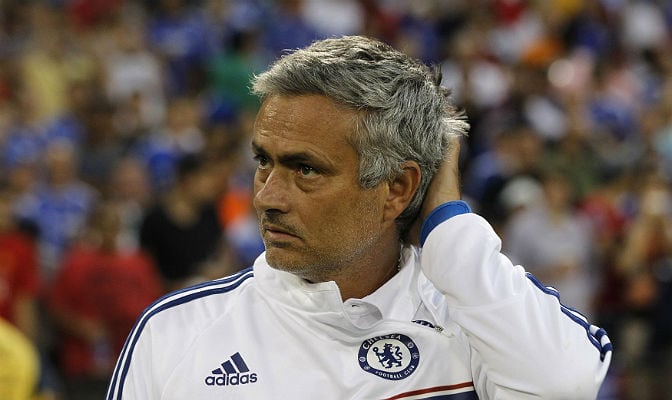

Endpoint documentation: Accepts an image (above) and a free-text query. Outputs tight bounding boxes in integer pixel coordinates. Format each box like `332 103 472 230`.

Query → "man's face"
252 95 388 281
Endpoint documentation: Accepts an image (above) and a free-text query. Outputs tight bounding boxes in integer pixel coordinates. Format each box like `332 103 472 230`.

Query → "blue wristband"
419 200 471 246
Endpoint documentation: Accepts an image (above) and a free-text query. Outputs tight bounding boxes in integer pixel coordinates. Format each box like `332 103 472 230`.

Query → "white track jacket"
107 206 612 399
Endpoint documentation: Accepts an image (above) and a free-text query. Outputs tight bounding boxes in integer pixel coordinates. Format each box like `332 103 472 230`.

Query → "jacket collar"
253 245 423 328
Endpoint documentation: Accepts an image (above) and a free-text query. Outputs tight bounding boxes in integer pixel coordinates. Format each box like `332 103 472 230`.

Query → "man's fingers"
404 135 462 246
421 135 462 216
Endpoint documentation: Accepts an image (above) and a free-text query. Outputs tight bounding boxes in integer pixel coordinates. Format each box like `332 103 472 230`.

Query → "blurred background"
0 0 670 399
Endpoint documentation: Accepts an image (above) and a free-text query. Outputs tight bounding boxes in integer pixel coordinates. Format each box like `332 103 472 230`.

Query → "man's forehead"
252 95 358 154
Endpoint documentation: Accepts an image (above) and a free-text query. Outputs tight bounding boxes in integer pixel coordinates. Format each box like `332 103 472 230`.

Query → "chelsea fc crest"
358 334 419 380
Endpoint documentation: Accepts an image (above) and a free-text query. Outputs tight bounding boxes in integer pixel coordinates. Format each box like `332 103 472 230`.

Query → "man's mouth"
261 221 300 241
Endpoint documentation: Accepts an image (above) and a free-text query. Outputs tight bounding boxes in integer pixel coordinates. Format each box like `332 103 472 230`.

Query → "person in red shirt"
49 199 163 399
0 188 40 341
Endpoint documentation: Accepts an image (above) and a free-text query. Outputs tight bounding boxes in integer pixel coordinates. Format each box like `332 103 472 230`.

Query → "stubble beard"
265 238 371 283
262 219 380 284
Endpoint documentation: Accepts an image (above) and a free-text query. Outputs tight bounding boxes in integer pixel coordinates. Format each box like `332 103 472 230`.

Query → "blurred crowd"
0 0 670 399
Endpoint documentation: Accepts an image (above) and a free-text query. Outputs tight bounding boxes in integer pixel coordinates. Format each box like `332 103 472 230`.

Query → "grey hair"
251 35 469 235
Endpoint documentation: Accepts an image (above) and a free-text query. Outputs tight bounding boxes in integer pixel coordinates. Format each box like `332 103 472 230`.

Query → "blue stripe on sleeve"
106 267 254 400
419 200 471 246
525 272 612 361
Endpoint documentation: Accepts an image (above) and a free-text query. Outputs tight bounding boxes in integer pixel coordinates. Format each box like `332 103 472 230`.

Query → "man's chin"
264 249 300 272
264 250 345 284
264 249 325 281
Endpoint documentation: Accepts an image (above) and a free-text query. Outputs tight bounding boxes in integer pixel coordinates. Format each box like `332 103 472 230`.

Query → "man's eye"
253 155 269 169
298 164 317 177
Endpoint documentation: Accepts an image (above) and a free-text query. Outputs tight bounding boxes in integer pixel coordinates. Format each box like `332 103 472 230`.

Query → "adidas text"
205 373 258 386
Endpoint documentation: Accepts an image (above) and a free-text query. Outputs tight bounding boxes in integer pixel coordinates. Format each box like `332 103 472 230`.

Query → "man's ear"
383 161 421 223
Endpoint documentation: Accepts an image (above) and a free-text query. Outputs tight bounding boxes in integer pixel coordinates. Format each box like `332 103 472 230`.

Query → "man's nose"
253 169 291 214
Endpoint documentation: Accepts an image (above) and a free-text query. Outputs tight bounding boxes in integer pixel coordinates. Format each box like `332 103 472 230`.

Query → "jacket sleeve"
420 202 612 399
106 317 161 400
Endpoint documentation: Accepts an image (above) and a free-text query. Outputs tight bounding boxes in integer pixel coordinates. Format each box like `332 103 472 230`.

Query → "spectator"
0 188 40 341
616 174 672 398
139 154 224 291
580 169 631 336
145 0 215 96
463 124 542 228
15 140 98 278
106 157 153 252
19 6 93 124
133 96 205 193
263 0 322 57
1 88 47 175
302 0 364 37
206 29 267 118
48 200 162 400
100 15 165 131
503 170 597 317
42 80 92 150
78 96 125 189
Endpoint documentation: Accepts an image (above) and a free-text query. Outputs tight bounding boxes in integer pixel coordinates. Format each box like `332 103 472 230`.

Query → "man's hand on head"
405 136 462 246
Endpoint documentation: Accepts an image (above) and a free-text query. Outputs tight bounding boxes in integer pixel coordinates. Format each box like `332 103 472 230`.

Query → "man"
107 36 612 399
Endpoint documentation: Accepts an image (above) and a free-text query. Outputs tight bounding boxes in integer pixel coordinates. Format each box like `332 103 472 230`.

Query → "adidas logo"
204 352 258 386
